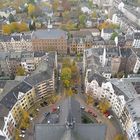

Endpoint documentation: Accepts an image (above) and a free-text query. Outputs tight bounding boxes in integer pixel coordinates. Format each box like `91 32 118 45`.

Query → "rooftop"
35 97 106 140
32 29 67 39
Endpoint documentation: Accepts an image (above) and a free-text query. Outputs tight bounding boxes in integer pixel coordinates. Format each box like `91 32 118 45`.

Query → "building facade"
32 29 67 54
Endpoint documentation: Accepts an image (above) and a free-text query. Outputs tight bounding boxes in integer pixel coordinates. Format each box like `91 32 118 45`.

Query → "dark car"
44 112 50 117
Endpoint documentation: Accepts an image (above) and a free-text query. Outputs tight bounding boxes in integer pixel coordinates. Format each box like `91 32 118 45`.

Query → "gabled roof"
32 29 67 39
88 73 106 86
0 81 32 110
35 123 106 140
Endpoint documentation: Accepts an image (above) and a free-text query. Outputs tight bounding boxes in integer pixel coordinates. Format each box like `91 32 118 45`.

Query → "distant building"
0 33 32 52
32 29 67 54
101 28 113 40
0 7 16 18
83 47 140 77
133 30 140 48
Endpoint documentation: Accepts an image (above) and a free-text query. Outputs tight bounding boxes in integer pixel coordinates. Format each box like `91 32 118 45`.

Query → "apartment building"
83 47 140 77
0 33 32 52
0 52 57 140
85 72 140 140
32 29 67 54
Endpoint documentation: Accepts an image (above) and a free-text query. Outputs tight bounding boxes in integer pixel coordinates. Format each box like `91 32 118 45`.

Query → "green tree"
8 13 15 23
116 71 125 78
111 32 118 40
16 66 26 76
79 14 86 26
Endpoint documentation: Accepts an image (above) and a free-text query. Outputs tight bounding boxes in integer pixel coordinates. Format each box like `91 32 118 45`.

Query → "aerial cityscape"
0 0 140 140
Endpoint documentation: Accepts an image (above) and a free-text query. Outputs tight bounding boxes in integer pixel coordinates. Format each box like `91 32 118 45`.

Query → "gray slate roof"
35 124 106 140
32 29 67 39
35 97 107 140
0 81 32 110
88 73 106 86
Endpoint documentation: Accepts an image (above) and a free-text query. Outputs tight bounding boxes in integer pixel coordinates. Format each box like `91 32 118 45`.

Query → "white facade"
21 59 35 73
101 29 113 40
85 76 126 118
0 9 16 18
3 112 15 140
133 58 140 73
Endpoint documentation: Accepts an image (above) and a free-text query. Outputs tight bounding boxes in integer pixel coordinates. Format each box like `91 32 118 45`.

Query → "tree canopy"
2 22 29 35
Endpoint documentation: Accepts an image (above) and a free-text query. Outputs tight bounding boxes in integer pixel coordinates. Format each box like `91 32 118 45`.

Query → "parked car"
87 109 92 114
104 111 110 117
44 112 50 117
108 115 113 119
19 134 25 138
21 130 25 134
80 106 85 110
92 112 97 117
43 101 48 106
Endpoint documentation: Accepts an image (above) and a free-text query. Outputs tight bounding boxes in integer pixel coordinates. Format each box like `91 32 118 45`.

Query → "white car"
108 115 113 119
19 134 25 138
30 117 33 121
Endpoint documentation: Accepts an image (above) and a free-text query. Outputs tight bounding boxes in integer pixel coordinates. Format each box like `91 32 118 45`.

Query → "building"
83 47 140 78
133 31 140 48
101 28 113 40
0 7 16 18
85 72 140 140
32 29 67 54
0 33 32 52
35 97 107 140
69 30 93 54
0 52 57 140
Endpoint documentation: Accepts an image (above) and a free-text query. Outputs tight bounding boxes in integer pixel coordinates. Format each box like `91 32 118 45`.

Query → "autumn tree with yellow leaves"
99 99 110 113
2 22 29 35
28 3 36 16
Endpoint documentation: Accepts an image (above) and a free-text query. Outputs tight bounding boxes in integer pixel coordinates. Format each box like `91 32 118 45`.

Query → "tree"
114 134 127 140
111 32 118 40
8 13 15 23
28 4 35 16
52 0 59 12
2 24 11 35
16 66 26 76
116 71 125 78
86 94 94 105
99 99 110 113
67 88 73 96
79 14 86 26
20 110 30 129
62 58 71 68
92 11 97 18
18 22 29 32
61 67 71 88
63 11 70 21
15 128 20 140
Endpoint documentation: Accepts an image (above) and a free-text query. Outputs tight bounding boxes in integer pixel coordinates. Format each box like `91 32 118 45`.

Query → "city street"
23 56 122 140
